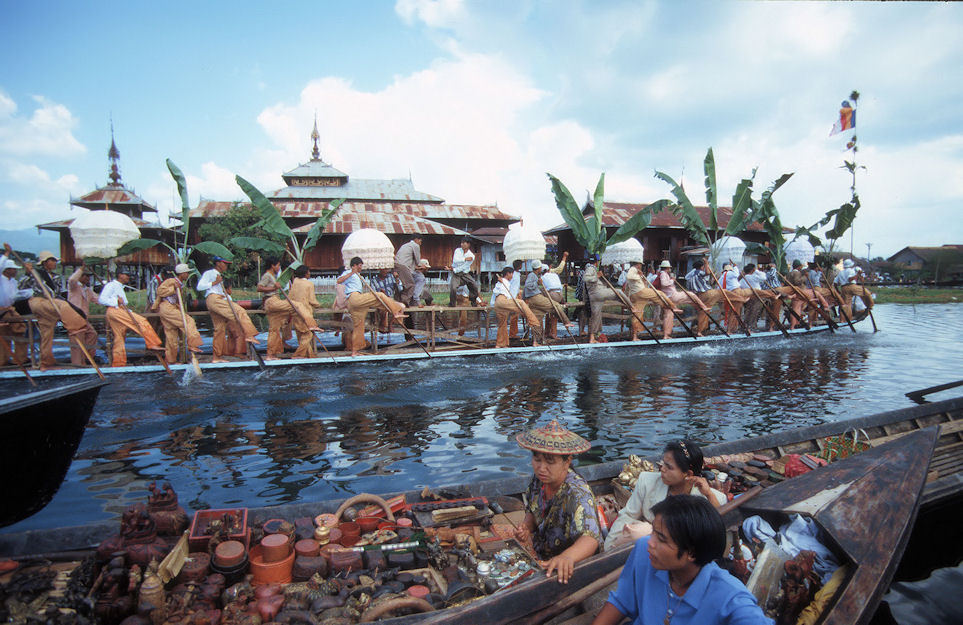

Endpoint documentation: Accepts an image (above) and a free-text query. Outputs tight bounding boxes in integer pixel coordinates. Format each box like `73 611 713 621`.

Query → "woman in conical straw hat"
515 420 602 584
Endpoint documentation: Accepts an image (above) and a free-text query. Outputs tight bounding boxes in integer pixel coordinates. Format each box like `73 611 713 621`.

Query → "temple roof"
70 187 157 212
269 177 443 202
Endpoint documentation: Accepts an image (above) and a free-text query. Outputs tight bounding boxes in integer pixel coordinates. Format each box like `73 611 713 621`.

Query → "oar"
825 279 856 332
745 281 789 337
857 273 878 332
777 270 838 332
7 248 104 380
497 276 551 350
225 293 266 370
704 265 752 337
598 273 660 344
174 286 202 376
805 274 845 333
118 300 173 377
640 273 698 340
360 274 433 358
677 282 729 337
536 275 581 350
273 284 339 366
1 311 38 386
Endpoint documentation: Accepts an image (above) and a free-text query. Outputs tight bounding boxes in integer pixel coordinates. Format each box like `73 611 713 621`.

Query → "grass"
872 287 962 304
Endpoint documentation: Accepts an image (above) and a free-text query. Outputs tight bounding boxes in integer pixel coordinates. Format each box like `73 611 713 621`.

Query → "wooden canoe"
0 321 841 379
0 379 108 527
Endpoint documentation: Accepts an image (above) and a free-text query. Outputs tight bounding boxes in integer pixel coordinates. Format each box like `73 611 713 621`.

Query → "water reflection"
4 304 963 532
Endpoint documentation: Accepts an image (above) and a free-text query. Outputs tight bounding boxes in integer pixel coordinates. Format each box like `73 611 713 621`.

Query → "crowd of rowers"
514 419 771 624
0 234 875 369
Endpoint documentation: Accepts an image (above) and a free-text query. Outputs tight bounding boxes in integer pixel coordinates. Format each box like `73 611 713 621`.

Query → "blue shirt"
607 537 771 625
340 270 363 296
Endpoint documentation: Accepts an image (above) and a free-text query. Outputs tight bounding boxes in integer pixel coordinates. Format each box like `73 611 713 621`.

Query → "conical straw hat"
516 420 591 455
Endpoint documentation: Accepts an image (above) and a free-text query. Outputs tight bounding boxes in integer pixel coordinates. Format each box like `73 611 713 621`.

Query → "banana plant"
654 147 792 269
548 172 671 254
230 175 344 285
116 159 233 265
744 173 795 272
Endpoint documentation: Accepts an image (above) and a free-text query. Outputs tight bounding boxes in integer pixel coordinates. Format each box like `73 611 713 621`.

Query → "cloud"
0 90 86 157
395 0 467 28
144 161 242 226
0 160 85 228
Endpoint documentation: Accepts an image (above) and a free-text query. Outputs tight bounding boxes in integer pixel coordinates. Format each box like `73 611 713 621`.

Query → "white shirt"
739 271 766 290
542 272 562 292
340 270 363 296
197 268 226 296
452 248 474 274
98 279 128 307
721 268 741 290
835 267 856 285
0 275 30 307
493 277 514 299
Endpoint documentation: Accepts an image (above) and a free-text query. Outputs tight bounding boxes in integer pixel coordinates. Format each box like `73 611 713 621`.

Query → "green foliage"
548 172 669 254
704 149 718 231
116 239 165 256
749 173 795 272
653 169 710 247
197 203 286 286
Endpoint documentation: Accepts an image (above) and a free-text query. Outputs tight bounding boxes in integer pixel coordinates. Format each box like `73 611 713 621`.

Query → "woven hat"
418 258 430 268
0 258 20 271
516 420 591 455
531 259 543 271
843 259 855 268
174 263 190 274
37 250 58 262
659 260 672 269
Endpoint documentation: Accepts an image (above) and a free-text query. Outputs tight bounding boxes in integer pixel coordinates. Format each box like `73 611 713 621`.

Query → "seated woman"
591 495 768 625
605 440 726 551
514 420 603 584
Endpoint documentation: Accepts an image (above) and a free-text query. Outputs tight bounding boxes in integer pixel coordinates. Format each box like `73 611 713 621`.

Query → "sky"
1 0 961 260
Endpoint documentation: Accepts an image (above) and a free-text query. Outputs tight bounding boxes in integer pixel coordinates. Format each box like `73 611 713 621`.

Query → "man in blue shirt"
592 495 770 625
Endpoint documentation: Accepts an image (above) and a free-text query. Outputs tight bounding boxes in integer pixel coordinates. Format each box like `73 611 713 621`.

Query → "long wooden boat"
0 378 108 527
0 395 952 625
0 318 847 380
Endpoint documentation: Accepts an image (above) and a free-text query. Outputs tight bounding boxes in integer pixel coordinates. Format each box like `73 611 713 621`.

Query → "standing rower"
522 261 552 343
197 257 259 363
288 265 322 358
257 258 290 360
0 256 30 366
394 235 421 307
99 271 164 367
154 264 203 363
338 256 406 357
624 260 667 340
450 238 484 307
492 266 540 348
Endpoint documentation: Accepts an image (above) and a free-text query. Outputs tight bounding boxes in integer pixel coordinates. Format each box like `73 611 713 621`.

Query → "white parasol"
600 238 644 266
502 221 546 265
341 228 395 269
69 209 141 259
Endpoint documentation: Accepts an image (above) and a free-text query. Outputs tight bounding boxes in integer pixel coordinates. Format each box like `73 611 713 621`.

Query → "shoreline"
872 287 962 304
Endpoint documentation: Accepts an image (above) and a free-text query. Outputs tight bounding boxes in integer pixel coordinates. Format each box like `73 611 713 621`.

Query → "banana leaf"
303 198 345 252
277 260 301 288
547 173 591 249
116 239 166 256
724 171 758 236
590 174 605 252
704 149 718 231
825 197 860 240
228 237 287 256
654 170 709 247
236 175 294 240
166 159 191 223
606 199 672 246
192 241 234 260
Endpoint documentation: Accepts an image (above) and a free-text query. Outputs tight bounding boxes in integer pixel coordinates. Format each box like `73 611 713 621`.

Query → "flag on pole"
830 100 856 136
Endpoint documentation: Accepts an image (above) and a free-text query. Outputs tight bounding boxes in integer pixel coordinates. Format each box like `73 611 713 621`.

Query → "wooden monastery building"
188 123 520 274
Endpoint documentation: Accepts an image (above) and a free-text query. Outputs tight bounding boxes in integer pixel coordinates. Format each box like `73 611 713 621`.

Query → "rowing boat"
0 379 108 527
0 319 846 379
0 393 951 625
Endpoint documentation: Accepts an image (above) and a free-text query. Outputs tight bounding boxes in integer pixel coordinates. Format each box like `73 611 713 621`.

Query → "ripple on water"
4 303 963 532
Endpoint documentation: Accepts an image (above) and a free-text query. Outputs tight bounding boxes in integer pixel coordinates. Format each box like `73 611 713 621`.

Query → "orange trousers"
206 294 258 358
28 297 97 367
105 306 162 367
158 301 203 363
346 291 404 353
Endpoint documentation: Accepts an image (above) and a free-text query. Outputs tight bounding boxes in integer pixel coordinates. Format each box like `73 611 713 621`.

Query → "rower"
414 258 433 305
719 262 746 331
624 260 666 341
514 420 602 584
153 263 203 363
651 260 698 340
541 251 569 339
257 257 290 360
836 259 874 320
583 255 621 344
394 234 421 307
592 496 768 625
449 238 484 307
685 259 746 336
67 264 99 365
9 245 98 370
737 264 772 329
522 260 552 343
197 256 259 363
492 266 540 348
337 256 406 357
288 265 323 358
0 256 30 366
99 270 164 367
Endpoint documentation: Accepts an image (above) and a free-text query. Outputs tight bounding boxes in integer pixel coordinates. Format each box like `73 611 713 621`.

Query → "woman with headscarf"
514 420 603 583
604 439 725 551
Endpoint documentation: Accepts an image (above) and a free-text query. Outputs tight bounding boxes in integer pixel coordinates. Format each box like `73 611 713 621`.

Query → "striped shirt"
684 268 711 293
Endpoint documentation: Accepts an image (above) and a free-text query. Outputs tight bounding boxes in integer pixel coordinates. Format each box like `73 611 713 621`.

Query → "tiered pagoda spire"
310 113 321 161
107 121 123 187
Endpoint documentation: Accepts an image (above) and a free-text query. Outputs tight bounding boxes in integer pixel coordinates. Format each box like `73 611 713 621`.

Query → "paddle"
174 286 203 377
598 272 661 344
806 273 847 333
225 292 266 371
496 276 550 350
6 247 104 380
704 265 752 337
536 274 581 350
360 274 433 358
272 281 339 365
857 272 878 332
777 269 839 332
117 298 173 377
825 279 856 332
677 280 730 338
745 280 789 338
640 271 698 340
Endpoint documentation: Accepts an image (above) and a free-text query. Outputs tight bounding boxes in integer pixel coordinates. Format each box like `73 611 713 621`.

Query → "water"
3 303 963 533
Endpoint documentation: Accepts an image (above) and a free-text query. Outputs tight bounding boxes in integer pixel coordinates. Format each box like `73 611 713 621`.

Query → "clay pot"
214 541 246 568
338 522 360 547
356 516 381 533
210 550 249 587
248 545 295 585
260 534 291 564
294 539 320 558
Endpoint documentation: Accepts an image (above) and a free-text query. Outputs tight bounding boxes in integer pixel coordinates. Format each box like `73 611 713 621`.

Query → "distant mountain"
0 228 60 259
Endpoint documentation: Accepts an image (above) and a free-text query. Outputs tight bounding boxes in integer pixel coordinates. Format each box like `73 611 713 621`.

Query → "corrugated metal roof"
36 217 171 232
70 186 156 212
544 201 766 234
291 205 472 236
191 199 514 225
281 159 349 181
269 178 443 203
